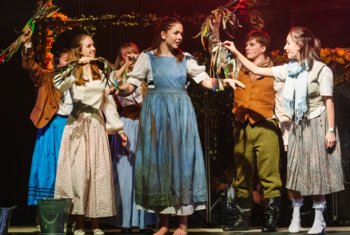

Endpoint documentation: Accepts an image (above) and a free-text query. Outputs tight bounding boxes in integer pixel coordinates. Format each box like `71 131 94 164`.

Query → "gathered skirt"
286 111 344 195
28 114 67 206
134 88 208 215
54 114 116 218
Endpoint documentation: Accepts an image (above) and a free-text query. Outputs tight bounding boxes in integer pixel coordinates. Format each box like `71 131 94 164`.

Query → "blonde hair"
69 34 101 85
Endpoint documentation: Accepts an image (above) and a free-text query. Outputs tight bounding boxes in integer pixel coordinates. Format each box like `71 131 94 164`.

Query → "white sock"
308 201 326 234
288 199 303 233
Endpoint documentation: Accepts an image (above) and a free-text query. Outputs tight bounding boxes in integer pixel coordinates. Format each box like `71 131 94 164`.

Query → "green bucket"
38 198 72 235
0 206 17 235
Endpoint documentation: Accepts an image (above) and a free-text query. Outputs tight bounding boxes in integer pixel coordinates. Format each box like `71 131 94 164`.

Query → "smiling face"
161 22 183 50
80 36 96 58
284 34 301 61
245 38 266 61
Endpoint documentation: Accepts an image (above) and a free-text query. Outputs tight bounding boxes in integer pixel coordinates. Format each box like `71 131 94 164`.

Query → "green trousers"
233 119 282 198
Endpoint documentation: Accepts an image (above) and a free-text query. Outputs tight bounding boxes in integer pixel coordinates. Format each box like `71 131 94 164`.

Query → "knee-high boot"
262 197 281 232
223 197 251 231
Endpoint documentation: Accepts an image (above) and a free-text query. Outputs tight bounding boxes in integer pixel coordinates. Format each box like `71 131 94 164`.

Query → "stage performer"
111 42 157 233
22 27 72 206
53 34 127 235
116 17 245 235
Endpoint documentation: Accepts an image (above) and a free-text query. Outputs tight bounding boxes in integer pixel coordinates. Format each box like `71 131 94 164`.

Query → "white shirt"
272 63 333 119
54 70 124 134
126 52 209 87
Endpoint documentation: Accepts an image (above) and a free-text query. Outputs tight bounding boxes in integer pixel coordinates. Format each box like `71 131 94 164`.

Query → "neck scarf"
241 56 273 80
283 61 309 123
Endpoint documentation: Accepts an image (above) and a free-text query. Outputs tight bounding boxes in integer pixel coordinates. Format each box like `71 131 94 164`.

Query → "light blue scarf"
283 61 309 123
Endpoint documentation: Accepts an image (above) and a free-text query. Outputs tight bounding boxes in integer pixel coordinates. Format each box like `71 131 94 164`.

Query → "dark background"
1 0 350 226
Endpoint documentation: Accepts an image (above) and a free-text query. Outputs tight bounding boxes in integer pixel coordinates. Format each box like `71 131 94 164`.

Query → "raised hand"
22 26 32 44
223 40 238 54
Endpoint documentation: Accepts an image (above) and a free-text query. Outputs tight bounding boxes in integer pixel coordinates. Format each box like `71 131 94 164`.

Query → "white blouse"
126 52 209 88
272 63 333 119
54 70 124 134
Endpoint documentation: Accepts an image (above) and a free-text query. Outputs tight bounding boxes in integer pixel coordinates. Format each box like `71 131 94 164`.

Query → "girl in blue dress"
111 42 157 232
117 17 244 235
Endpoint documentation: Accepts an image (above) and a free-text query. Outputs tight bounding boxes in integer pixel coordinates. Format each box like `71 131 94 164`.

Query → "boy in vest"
223 30 283 232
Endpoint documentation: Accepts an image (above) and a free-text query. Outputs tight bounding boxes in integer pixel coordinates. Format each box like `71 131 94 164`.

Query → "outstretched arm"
200 77 245 90
223 40 274 77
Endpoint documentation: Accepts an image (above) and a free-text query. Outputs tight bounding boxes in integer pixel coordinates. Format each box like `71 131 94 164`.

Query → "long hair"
69 34 101 85
148 17 184 62
289 27 321 69
114 42 140 69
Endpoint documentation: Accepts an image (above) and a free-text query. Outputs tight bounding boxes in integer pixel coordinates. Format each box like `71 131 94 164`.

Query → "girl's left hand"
223 79 245 89
325 131 336 149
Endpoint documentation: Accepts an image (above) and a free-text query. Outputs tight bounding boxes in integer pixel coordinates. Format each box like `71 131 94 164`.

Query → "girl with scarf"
223 27 344 234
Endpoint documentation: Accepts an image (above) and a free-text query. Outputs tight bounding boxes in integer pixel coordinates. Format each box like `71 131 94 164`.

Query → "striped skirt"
286 111 344 195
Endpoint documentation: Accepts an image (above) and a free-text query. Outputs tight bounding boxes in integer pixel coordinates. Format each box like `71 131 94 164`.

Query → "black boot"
262 197 281 232
223 197 251 231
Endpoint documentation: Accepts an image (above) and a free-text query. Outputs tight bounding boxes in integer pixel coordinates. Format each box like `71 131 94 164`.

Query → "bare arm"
116 82 137 96
223 40 274 77
200 77 245 90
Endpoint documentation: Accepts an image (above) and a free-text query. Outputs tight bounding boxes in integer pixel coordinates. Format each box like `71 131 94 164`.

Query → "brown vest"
22 47 62 128
233 70 275 124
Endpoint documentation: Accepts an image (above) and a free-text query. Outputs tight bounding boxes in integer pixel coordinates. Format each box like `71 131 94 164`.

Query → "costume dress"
127 51 208 215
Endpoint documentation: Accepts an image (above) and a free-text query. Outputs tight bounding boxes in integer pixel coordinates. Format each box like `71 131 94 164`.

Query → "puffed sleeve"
272 64 288 82
185 53 210 83
102 94 124 135
319 66 333 96
54 73 76 92
126 52 151 87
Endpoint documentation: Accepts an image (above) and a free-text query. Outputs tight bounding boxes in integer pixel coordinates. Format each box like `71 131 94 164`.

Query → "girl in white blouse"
54 34 127 235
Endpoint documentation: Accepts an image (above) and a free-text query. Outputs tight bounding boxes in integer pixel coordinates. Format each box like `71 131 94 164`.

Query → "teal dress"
134 52 208 214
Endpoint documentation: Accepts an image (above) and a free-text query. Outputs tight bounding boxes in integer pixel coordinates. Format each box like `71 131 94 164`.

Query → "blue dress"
28 114 67 206
134 52 208 214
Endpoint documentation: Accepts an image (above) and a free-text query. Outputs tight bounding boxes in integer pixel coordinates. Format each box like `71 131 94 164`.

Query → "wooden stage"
7 226 350 234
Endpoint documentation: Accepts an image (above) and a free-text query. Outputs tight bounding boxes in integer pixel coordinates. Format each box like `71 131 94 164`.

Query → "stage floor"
7 226 350 234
